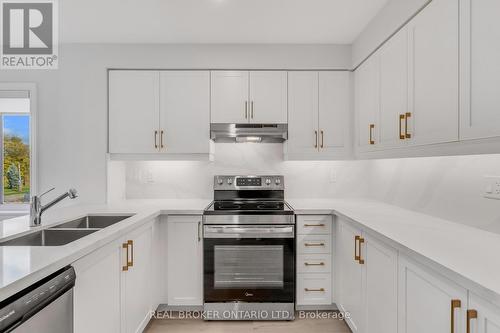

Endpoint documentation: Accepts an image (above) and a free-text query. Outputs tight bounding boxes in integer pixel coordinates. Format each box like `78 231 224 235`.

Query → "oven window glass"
214 245 284 289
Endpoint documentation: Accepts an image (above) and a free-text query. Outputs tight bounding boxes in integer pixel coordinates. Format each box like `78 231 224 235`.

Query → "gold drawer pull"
451 300 461 333
358 237 365 264
467 309 477 333
304 223 325 227
405 112 412 139
304 242 325 247
122 242 129 271
369 124 375 145
304 262 325 266
305 288 325 292
354 235 360 261
399 114 405 140
129 240 134 267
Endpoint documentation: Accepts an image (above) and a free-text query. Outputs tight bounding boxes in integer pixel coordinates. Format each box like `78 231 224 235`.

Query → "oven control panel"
214 175 284 190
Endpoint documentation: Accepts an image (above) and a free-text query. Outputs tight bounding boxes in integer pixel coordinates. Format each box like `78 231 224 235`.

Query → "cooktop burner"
204 200 294 215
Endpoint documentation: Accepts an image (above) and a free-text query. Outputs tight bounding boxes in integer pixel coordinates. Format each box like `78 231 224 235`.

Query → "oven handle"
203 225 295 238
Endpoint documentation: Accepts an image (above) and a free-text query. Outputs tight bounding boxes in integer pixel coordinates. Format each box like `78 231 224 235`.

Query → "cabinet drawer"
297 274 332 305
297 234 331 254
297 254 331 273
297 215 332 235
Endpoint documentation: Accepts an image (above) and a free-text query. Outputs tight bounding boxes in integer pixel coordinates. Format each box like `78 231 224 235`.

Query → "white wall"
122 147 500 235
351 0 430 67
0 43 351 205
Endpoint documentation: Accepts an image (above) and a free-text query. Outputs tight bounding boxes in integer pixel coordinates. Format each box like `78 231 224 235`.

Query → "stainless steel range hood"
210 124 288 143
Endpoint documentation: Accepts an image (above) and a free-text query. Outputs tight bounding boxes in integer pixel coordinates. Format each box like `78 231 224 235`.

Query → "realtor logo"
1 0 58 69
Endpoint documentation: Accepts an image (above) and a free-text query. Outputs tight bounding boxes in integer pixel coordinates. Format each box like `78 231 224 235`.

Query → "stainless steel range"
203 175 295 321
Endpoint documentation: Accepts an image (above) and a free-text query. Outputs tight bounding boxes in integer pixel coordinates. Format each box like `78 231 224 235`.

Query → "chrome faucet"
30 188 78 227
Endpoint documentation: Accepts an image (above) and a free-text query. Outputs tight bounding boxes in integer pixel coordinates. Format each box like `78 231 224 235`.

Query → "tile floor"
145 311 351 333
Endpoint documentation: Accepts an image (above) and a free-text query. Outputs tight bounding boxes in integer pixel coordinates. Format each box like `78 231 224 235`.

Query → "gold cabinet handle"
320 130 324 148
160 130 164 149
314 130 318 148
122 242 129 271
451 300 461 333
405 112 412 139
304 262 325 266
467 309 477 333
304 242 325 247
154 130 158 149
304 288 325 292
251 101 254 119
128 240 133 267
354 235 360 261
399 114 405 140
358 237 365 265
245 101 248 119
369 124 375 145
304 223 325 227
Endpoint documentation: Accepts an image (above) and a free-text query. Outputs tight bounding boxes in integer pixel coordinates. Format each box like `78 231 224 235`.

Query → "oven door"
204 225 295 303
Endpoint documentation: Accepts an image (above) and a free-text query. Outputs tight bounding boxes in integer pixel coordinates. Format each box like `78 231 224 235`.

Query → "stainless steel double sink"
0 215 134 246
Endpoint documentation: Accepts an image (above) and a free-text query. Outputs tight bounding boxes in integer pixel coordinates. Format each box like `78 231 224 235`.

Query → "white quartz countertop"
1 197 499 306
288 198 500 303
0 199 211 301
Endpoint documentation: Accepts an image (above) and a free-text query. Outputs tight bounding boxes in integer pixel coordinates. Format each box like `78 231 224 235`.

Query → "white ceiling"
60 0 389 44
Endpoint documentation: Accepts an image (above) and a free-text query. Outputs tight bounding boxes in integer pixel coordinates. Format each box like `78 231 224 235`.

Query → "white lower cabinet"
166 215 203 306
296 215 333 307
336 218 398 333
398 255 467 333
73 220 154 333
468 293 500 333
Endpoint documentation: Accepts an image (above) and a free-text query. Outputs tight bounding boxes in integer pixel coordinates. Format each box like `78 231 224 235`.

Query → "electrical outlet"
484 176 500 200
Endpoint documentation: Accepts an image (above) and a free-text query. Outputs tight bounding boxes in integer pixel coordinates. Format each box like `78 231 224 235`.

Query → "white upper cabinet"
379 27 409 149
210 71 249 123
109 70 210 156
287 71 351 159
159 71 210 154
318 71 351 155
287 71 319 155
407 0 459 146
460 0 500 140
468 293 500 333
109 71 160 154
249 71 287 123
355 55 379 151
211 71 287 124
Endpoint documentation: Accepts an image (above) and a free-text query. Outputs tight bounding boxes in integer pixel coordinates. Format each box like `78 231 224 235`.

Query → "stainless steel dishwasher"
0 266 75 333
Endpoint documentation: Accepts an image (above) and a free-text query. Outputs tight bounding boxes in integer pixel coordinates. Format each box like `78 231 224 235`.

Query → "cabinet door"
398 256 467 333
468 293 500 333
249 71 287 123
337 219 363 333
362 234 398 333
318 71 350 154
109 71 160 153
379 27 409 149
287 71 319 155
355 55 379 151
159 71 210 154
167 216 203 306
408 0 459 145
73 241 122 333
210 71 249 123
122 225 153 333
460 0 500 140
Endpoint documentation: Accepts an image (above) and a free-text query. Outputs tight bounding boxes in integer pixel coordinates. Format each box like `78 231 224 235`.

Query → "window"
0 91 32 213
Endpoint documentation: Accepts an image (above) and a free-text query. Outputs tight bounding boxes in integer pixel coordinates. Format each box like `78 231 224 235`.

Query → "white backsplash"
124 144 368 200
118 145 500 234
